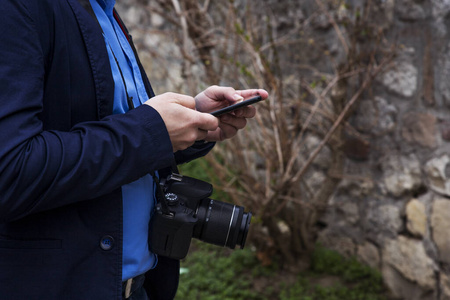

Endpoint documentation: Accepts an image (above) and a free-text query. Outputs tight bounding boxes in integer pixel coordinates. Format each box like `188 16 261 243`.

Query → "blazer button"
100 235 115 251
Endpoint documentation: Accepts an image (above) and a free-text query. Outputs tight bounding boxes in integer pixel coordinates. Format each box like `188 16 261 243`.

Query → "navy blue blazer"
0 0 212 299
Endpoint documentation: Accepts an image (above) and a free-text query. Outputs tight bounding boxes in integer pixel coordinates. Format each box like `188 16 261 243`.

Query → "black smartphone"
210 95 263 117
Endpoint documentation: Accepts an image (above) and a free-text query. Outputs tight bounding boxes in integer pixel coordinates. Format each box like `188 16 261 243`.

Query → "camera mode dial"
164 193 179 206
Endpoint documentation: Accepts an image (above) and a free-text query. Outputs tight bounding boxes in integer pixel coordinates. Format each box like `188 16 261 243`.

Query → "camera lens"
193 199 251 249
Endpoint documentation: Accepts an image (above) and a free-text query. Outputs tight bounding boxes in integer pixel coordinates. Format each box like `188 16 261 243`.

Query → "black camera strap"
151 159 181 216
150 171 171 216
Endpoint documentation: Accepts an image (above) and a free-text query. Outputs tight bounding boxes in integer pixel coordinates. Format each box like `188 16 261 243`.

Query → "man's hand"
195 85 269 141
144 92 219 152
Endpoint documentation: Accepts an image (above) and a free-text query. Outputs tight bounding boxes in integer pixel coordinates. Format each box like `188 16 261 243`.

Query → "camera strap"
150 171 171 216
150 160 180 216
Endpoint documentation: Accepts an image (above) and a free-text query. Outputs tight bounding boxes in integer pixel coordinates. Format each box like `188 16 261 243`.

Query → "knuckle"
186 131 198 143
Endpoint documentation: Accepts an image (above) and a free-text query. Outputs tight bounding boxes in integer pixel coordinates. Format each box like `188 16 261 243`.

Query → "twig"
314 0 349 55
282 67 366 182
171 0 196 93
201 0 211 13
289 55 392 184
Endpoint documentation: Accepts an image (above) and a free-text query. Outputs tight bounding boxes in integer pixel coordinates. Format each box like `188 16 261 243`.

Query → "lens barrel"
193 199 251 249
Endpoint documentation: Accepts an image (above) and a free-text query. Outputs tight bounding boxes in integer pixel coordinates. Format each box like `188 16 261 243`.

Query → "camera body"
149 173 251 260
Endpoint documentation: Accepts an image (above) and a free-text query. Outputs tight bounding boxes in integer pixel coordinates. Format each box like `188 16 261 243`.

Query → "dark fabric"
0 0 212 299
144 256 181 300
123 274 149 300
0 0 174 222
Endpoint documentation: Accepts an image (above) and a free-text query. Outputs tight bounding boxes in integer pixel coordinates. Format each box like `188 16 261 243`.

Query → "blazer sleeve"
0 1 174 222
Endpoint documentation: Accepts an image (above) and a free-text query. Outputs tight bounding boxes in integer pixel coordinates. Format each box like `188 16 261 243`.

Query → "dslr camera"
149 173 252 259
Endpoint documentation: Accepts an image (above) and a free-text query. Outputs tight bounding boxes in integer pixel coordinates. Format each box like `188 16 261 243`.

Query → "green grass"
175 242 268 300
280 245 386 300
175 241 388 300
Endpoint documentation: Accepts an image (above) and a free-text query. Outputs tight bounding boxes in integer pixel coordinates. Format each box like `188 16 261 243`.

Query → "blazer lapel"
66 0 114 120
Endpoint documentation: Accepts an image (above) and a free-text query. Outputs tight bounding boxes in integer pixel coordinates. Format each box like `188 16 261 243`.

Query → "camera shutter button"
165 193 179 206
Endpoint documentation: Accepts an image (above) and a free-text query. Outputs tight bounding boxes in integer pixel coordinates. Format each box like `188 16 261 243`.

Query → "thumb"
196 112 220 132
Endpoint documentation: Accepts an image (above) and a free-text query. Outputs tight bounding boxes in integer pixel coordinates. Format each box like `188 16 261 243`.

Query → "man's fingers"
196 113 219 131
232 105 256 118
144 93 220 152
197 129 209 141
219 114 248 130
235 89 269 100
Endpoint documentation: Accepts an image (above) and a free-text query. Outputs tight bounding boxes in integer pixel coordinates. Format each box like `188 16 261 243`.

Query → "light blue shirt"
89 0 157 281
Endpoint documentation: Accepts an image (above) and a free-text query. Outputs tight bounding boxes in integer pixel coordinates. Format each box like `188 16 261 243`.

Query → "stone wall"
316 1 450 299
116 0 450 299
